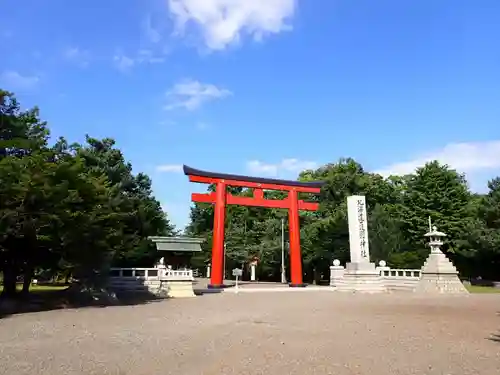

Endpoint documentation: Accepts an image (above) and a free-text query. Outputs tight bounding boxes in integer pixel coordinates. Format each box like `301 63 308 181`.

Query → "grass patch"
0 284 68 293
1 283 160 317
466 285 500 294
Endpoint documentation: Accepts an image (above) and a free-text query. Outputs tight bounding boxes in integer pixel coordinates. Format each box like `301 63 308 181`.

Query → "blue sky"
1 0 499 229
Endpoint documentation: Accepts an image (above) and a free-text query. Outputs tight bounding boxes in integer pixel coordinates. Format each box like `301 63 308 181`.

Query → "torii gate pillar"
211 181 227 287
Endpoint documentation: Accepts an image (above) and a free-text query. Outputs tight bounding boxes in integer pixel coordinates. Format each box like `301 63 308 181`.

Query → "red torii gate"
183 165 324 288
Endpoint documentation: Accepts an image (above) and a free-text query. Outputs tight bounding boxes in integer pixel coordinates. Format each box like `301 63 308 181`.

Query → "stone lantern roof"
424 226 447 238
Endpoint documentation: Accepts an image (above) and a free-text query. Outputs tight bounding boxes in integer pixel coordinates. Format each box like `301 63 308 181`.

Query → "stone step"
334 274 386 293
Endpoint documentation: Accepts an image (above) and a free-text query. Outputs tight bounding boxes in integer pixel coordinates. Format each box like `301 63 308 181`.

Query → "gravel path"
0 292 499 375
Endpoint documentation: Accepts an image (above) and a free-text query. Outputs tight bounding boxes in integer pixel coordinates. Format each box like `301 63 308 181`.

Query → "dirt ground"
0 291 499 375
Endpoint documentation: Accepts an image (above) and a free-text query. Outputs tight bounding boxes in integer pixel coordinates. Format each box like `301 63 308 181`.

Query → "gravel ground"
0 291 499 375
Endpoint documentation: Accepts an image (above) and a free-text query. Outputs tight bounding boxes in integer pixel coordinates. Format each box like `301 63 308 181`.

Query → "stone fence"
330 261 422 292
108 267 195 298
380 269 421 278
378 267 421 292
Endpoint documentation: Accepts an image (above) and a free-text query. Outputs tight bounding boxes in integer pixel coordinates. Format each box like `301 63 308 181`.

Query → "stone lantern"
416 226 468 294
424 226 446 254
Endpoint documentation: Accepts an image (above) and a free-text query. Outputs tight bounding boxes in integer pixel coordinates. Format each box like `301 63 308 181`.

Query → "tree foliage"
0 90 174 298
2 88 499 295
188 158 500 282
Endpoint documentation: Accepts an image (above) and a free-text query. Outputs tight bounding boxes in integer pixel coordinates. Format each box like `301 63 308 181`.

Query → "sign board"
347 195 370 263
232 268 243 277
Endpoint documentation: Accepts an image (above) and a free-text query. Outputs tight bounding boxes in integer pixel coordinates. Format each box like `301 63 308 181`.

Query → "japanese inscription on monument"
347 195 370 263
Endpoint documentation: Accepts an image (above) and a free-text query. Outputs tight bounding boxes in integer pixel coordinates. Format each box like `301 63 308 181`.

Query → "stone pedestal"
415 250 468 294
163 280 197 298
160 269 197 298
335 262 386 293
415 226 468 295
329 259 345 287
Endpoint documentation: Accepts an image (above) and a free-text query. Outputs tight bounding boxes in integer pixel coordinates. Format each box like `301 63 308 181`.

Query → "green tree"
470 178 500 279
74 136 175 267
0 152 61 296
368 203 409 265
0 90 53 297
399 161 476 267
0 90 49 159
0 90 173 298
185 156 492 280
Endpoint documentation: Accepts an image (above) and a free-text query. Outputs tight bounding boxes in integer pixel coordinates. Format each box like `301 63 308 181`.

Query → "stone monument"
335 195 385 293
415 226 468 294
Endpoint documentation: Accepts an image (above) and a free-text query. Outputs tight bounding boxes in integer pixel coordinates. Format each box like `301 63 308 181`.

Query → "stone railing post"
329 259 345 287
157 263 167 279
376 260 390 275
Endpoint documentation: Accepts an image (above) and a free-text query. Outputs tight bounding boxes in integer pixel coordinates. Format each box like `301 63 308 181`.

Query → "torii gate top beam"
183 165 324 193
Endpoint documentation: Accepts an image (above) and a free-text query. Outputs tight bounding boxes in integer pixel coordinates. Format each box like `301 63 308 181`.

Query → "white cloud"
113 48 168 72
113 53 136 71
247 161 279 175
111 15 169 72
111 16 169 72
156 164 184 173
138 48 167 63
247 158 318 176
168 0 296 50
164 79 231 111
0 70 39 90
143 15 162 44
63 47 91 67
375 141 500 177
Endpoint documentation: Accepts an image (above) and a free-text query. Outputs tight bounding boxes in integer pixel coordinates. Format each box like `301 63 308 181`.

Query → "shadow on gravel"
194 288 224 296
192 278 229 296
487 312 500 343
489 333 500 343
0 288 165 319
